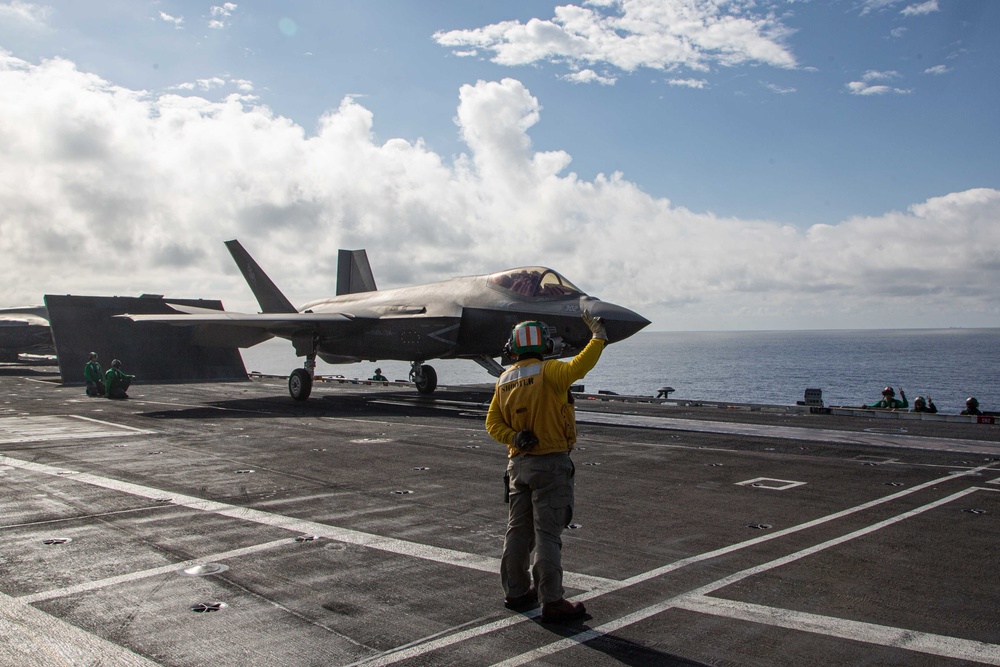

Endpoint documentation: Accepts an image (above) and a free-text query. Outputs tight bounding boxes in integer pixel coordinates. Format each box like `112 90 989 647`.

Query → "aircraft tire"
415 364 437 395
289 368 313 401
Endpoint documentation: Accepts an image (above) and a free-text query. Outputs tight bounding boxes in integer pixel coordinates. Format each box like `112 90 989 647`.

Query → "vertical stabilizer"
337 249 378 295
224 240 297 313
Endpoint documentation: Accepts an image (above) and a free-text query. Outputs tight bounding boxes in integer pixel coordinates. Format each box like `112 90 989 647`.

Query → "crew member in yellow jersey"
486 310 607 622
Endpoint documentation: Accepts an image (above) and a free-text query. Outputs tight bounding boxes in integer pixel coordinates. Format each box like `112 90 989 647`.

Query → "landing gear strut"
409 361 438 395
289 336 318 401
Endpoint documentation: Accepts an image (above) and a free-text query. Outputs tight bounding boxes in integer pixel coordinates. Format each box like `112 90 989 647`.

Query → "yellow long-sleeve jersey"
486 338 606 458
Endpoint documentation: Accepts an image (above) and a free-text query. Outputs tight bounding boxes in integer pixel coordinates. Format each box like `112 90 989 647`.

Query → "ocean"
240 328 1000 416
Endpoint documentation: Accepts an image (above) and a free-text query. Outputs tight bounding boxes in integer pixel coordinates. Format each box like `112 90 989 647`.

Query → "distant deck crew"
911 395 937 413
104 359 134 399
961 397 982 416
84 352 104 397
371 368 388 382
862 386 907 410
485 311 607 623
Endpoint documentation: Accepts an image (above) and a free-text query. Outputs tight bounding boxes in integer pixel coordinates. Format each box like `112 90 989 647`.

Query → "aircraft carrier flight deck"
2 364 999 667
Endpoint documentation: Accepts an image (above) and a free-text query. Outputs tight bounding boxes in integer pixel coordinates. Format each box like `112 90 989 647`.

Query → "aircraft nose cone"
582 299 650 343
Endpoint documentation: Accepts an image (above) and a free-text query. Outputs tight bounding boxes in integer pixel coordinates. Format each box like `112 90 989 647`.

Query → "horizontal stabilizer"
45 294 249 384
337 249 377 295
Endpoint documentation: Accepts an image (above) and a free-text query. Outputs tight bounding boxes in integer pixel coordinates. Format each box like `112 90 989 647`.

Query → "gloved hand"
513 429 539 451
582 310 607 341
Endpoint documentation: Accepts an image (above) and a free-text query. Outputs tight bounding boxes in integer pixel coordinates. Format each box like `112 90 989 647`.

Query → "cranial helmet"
914 396 926 406
509 321 549 356
967 397 979 408
89 352 97 359
111 359 122 369
882 386 895 396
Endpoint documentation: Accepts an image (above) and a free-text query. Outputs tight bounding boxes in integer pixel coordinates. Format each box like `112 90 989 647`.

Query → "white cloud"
923 64 950 75
0 54 997 329
667 78 707 89
859 0 901 16
762 81 795 94
209 3 238 30
433 0 797 81
159 11 183 29
847 70 911 95
561 69 616 85
0 1 52 30
901 1 939 17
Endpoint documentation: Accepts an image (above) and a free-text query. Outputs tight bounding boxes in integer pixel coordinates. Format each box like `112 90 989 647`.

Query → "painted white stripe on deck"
337 466 997 666
19 538 296 604
0 590 163 667
0 455 616 593
493 487 999 667
0 415 155 444
576 411 1000 453
677 597 1000 665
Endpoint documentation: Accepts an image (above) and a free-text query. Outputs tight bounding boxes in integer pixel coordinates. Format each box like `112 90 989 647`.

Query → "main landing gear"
286 347 438 401
289 351 316 401
409 361 437 395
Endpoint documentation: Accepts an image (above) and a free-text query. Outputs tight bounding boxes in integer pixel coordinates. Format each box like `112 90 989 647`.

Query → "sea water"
240 328 1000 415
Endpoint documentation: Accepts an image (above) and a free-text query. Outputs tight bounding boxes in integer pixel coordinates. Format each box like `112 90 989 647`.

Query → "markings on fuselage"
427 323 460 345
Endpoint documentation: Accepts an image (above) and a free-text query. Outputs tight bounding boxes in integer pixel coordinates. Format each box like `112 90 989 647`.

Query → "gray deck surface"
2 364 999 666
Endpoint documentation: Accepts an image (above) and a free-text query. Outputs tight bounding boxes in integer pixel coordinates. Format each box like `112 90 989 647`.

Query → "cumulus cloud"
433 0 797 82
667 78 707 89
0 1 52 30
561 69 617 85
762 81 795 94
0 54 997 329
847 70 911 95
159 11 184 29
209 3 238 30
901 1 939 17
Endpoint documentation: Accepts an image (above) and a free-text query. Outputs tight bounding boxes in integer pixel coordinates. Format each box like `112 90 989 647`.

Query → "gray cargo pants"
501 451 574 604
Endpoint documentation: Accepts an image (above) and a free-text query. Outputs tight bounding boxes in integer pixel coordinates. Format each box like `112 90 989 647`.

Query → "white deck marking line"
4 446 993 665
123 398 276 414
494 488 997 667
604 462 997 593
66 414 157 433
0 590 164 667
675 597 1000 666
0 455 615 593
0 415 153 444
577 411 1000 452
323 466 999 667
66 415 156 435
19 538 296 604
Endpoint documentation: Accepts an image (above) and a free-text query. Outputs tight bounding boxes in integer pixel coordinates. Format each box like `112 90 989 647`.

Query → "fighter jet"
0 306 53 361
124 240 650 400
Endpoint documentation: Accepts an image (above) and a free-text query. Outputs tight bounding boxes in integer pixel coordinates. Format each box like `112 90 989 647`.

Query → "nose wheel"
409 362 438 395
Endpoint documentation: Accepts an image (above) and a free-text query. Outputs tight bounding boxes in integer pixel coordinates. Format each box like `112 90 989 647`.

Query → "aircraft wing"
119 309 372 348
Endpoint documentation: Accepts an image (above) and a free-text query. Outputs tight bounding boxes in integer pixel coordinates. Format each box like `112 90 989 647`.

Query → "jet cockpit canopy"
487 267 584 299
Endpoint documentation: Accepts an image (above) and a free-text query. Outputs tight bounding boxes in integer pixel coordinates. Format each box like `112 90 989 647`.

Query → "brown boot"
540 598 586 622
504 586 538 611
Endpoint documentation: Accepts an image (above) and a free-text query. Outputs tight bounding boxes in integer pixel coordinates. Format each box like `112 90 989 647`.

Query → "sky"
0 0 998 331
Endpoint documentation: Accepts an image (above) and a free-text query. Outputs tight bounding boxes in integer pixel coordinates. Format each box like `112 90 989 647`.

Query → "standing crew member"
84 352 104 397
485 310 607 622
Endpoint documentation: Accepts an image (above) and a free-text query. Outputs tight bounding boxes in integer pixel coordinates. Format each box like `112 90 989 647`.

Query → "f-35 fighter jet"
125 240 650 400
